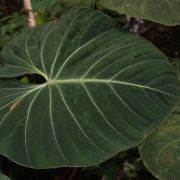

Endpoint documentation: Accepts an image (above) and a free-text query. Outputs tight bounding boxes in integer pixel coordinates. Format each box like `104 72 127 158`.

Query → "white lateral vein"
55 84 107 154
48 85 70 163
82 82 128 139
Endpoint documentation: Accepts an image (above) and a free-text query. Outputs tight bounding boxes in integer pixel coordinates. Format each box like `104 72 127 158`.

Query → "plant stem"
23 0 36 28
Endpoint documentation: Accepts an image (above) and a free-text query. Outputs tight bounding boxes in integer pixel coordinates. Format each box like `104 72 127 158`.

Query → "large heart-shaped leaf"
0 8 179 168
139 104 180 180
99 0 180 26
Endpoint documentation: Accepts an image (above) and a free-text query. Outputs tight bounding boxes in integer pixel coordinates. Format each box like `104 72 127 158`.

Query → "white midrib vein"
47 78 176 97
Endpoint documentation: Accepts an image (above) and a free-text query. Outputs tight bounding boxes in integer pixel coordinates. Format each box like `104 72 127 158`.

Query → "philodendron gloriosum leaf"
0 8 179 168
139 104 180 180
99 0 180 26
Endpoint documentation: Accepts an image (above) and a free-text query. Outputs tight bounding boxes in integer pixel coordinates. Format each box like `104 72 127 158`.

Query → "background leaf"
31 0 59 13
99 0 180 26
0 172 11 180
139 104 180 180
0 8 179 168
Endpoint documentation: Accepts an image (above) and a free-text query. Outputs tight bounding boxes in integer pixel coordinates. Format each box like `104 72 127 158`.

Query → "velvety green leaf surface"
60 0 95 7
0 172 11 180
139 104 180 180
99 0 180 26
0 8 179 168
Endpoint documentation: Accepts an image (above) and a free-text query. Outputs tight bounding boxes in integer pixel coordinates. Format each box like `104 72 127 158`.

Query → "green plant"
0 1 179 179
139 104 180 180
0 172 11 180
99 0 180 26
0 12 26 49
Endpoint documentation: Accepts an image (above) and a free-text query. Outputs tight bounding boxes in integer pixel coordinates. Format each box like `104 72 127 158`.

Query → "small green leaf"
139 104 180 180
20 76 29 84
99 0 180 26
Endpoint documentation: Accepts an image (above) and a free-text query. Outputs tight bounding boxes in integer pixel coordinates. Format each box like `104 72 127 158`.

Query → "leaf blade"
99 0 180 26
0 8 179 168
139 104 180 180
